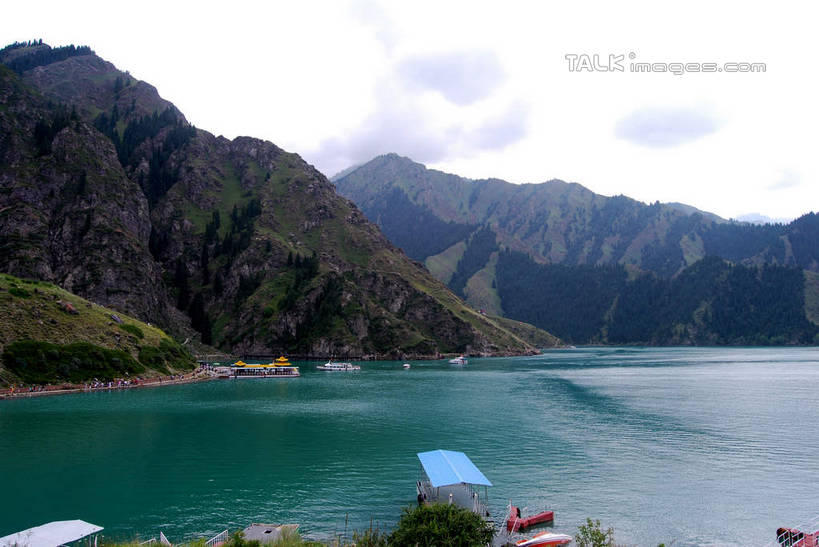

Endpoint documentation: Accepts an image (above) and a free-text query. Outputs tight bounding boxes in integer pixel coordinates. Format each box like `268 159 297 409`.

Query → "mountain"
0 42 554 358
0 273 194 385
334 154 819 345
734 213 794 225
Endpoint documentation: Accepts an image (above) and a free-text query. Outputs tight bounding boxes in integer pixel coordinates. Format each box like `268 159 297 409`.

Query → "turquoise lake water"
2 347 819 546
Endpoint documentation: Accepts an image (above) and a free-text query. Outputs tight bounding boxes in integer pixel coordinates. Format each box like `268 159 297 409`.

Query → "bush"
118 323 145 339
222 531 260 547
352 525 389 547
8 287 31 298
219 530 321 547
138 338 195 373
575 518 614 547
2 340 145 384
389 503 494 546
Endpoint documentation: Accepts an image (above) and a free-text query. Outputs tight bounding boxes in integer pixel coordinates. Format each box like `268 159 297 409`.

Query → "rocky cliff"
0 43 554 357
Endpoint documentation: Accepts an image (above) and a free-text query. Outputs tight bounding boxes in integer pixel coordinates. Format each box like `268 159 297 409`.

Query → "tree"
575 518 614 547
389 503 494 546
174 258 191 311
200 242 210 284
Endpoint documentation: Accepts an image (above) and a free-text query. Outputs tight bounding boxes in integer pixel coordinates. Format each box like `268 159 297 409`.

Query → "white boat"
316 361 361 371
515 531 573 546
449 355 468 365
403 363 411 369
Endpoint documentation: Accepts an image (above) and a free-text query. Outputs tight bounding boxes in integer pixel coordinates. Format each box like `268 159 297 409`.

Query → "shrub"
138 338 195 373
118 323 145 339
352 526 389 547
389 503 494 546
8 287 31 298
223 531 260 547
575 518 614 547
2 340 145 384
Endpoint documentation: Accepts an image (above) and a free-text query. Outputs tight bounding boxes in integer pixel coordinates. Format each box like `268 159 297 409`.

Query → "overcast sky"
4 1 817 221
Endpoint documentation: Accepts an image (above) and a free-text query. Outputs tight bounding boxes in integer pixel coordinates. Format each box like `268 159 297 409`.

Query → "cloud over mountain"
615 106 722 147
396 50 505 105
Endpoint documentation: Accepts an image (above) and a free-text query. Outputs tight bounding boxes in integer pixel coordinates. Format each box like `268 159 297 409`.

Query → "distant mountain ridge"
0 42 556 358
334 154 819 345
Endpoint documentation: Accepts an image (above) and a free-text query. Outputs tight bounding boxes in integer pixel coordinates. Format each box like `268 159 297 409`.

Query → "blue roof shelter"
417 449 493 487
416 449 492 518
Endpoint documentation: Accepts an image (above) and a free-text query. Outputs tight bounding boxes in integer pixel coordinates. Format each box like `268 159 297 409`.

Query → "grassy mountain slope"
0 273 194 385
0 43 546 358
334 154 819 345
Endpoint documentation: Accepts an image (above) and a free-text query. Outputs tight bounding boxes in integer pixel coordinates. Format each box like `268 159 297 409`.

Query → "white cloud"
614 106 723 148
396 50 505 105
767 169 801 191
1 0 816 220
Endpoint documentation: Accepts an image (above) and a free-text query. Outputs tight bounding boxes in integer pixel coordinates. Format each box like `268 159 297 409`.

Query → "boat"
230 357 300 378
449 355 468 365
507 505 555 531
515 531 573 546
403 363 411 369
777 527 819 546
316 361 361 371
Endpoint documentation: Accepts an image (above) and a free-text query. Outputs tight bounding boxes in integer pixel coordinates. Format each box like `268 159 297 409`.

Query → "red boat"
777 527 818 547
507 505 555 532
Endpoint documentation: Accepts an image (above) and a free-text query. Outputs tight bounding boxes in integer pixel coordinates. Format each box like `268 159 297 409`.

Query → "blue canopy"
417 449 492 487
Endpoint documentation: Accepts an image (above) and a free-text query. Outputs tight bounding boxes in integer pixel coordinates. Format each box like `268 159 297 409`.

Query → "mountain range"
334 154 819 345
0 42 550 361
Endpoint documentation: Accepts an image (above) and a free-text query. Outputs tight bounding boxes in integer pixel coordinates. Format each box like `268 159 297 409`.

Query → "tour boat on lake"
316 361 361 371
449 355 468 365
231 357 300 378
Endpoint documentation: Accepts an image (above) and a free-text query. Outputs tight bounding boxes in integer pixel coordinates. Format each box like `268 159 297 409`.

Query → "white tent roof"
0 520 103 547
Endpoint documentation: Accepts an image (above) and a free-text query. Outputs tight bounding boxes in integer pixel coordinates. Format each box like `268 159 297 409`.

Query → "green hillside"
0 274 194 385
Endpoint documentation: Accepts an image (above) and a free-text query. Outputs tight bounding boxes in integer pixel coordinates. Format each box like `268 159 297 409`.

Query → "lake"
2 347 818 546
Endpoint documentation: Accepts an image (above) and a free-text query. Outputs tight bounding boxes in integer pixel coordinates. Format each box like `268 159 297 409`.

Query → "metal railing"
205 529 229 547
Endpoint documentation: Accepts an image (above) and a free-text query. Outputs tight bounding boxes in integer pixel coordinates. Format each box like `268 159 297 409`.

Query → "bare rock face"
0 65 183 331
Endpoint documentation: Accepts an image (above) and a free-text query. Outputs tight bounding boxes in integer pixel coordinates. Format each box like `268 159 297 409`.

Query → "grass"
424 241 466 285
490 315 562 348
0 273 194 384
462 251 503 316
183 161 252 236
118 323 144 339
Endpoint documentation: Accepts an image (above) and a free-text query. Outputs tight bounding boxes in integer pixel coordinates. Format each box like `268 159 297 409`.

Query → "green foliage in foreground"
575 518 614 547
3 340 145 383
388 503 494 547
